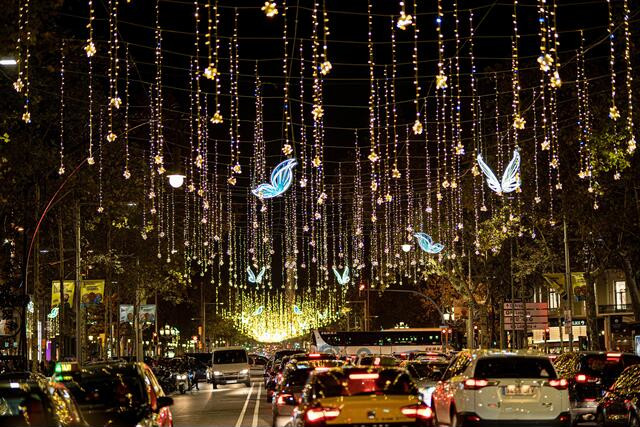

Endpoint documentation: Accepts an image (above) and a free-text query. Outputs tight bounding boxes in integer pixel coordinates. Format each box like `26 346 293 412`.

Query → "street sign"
503 302 549 331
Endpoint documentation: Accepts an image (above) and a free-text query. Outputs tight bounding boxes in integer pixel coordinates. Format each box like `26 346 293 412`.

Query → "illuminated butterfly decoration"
332 266 350 285
247 266 266 284
414 232 445 254
476 149 521 195
252 306 264 316
293 305 303 315
251 158 298 199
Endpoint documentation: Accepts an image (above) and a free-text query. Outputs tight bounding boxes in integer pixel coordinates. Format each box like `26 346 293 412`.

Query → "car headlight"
213 371 223 376
176 375 187 380
240 369 249 375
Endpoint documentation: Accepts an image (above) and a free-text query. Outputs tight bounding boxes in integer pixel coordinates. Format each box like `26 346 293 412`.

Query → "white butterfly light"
476 149 521 195
252 306 264 316
247 266 266 284
332 265 350 285
414 232 444 254
251 158 298 199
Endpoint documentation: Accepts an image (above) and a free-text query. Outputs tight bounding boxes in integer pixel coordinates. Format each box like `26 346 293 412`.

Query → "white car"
206 346 251 388
431 350 571 426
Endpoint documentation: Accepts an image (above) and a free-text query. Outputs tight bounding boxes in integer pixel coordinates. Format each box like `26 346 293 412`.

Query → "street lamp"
167 174 185 189
401 244 412 253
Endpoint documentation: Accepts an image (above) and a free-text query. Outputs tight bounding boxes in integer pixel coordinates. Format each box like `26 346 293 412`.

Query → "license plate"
503 385 534 395
227 380 237 384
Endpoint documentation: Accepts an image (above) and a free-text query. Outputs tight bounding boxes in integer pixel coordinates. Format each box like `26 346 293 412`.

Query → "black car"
596 363 640 426
554 351 640 424
0 372 86 427
54 361 174 427
265 350 302 402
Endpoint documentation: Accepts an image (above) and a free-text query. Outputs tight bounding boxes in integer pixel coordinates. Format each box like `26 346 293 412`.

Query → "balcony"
598 304 634 315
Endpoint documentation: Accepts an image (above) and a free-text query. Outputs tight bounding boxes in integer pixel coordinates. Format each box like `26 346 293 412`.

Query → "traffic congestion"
2 343 640 426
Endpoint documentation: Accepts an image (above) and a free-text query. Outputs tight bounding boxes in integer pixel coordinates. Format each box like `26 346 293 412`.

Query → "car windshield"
408 362 447 380
359 356 397 366
0 387 49 426
315 370 417 397
474 357 556 379
581 354 640 380
284 369 312 387
214 350 247 364
63 366 146 409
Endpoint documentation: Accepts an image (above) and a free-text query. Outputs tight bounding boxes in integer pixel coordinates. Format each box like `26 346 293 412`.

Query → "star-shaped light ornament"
97 206 104 213
454 144 465 155
58 166 65 175
312 104 324 121
391 168 401 179
87 157 95 165
232 163 242 174
368 151 379 163
627 136 636 154
412 119 423 135
513 114 526 130
203 64 217 80
312 156 322 168
537 53 553 72
106 132 117 143
13 78 24 93
154 154 163 165
436 73 448 90
609 105 620 121
320 61 332 76
370 181 378 192
299 178 307 188
157 165 166 175
396 12 413 30
195 154 204 168
471 164 480 176
262 1 278 18
85 41 96 57
384 193 393 202
187 183 195 192
21 111 31 124
123 169 131 179
210 111 223 124
282 144 293 155
228 176 237 185
541 139 551 151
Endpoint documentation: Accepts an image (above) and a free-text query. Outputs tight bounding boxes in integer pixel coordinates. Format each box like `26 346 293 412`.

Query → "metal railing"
598 304 633 314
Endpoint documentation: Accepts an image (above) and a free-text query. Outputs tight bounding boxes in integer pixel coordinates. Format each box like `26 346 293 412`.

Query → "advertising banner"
51 281 75 308
139 304 156 324
119 305 134 323
80 280 105 306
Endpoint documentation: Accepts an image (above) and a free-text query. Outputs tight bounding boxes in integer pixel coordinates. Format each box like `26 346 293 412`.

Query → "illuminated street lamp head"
401 244 412 253
0 59 17 66
168 174 185 189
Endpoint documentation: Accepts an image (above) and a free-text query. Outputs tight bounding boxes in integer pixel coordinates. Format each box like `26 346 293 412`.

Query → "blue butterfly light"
252 306 264 316
251 158 298 199
332 266 350 285
293 305 303 315
247 266 266 284
476 149 521 195
414 232 445 254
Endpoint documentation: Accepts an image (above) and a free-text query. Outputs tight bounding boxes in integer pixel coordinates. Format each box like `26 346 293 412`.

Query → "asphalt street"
171 377 274 427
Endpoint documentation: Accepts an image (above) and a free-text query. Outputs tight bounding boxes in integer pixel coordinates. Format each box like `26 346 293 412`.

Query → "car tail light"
549 379 569 390
575 374 597 383
607 352 621 362
276 394 293 406
308 353 321 358
464 379 489 390
401 404 433 420
305 407 341 423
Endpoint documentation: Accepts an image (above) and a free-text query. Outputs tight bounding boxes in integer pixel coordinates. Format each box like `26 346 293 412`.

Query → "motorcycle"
175 372 189 394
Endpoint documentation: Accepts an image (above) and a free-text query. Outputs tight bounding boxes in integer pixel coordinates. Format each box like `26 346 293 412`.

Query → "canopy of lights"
11 0 637 341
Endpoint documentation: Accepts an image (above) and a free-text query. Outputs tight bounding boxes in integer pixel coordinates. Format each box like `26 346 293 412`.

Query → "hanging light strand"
58 41 65 175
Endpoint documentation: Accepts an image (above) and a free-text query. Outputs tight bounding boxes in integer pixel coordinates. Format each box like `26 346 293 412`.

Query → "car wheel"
212 382 218 389
630 413 640 427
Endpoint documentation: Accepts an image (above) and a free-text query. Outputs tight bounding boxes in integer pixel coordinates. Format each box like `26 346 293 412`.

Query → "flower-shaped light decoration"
106 132 117 143
210 111 223 124
261 2 278 18
537 53 553 72
87 157 95 165
436 73 448 90
110 97 122 109
13 78 24 93
22 111 31 124
154 154 163 165
368 151 379 163
320 60 332 76
391 168 401 179
282 144 293 155
627 136 636 154
513 114 526 130
609 105 620 120
312 104 324 121
396 12 413 30
232 163 242 174
85 41 96 57
123 169 131 179
312 156 321 168
550 70 562 88
203 64 217 80
412 119 423 135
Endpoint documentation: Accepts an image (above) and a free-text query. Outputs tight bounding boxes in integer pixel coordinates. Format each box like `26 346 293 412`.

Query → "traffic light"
544 328 550 341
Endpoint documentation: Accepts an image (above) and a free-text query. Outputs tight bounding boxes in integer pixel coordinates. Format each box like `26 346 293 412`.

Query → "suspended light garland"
58 41 65 175
622 0 635 154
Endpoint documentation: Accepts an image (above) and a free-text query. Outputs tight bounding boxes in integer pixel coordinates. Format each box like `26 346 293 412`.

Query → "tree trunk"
583 271 601 350
620 253 640 321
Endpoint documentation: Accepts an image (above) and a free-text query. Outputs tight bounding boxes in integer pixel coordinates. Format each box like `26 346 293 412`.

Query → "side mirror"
157 396 173 410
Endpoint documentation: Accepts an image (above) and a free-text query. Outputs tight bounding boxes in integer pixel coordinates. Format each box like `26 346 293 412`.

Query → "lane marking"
252 383 262 427
234 383 255 427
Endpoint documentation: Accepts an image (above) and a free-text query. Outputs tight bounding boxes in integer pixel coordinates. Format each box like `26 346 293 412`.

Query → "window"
614 281 627 309
548 289 560 310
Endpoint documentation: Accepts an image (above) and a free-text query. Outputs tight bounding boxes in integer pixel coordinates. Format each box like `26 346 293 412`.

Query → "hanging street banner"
51 281 75 308
119 305 134 323
80 280 105 306
139 304 157 324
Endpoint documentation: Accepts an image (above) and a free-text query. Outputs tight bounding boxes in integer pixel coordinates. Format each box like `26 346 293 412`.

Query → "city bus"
311 328 447 356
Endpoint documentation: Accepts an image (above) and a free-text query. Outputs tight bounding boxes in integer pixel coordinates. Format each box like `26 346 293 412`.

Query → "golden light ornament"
106 132 117 143
550 70 562 88
537 53 553 72
391 168 401 179
21 111 30 123
261 1 278 18
203 64 217 80
87 156 95 165
210 111 223 124
154 154 163 164
282 143 292 155
396 12 413 30
109 96 122 109
312 156 321 168
435 73 448 89
227 176 236 185
412 119 423 135
123 169 131 179
368 151 379 163
232 163 242 174
84 41 96 57
319 60 332 76
513 114 526 130
609 106 620 120
13 78 24 93
627 136 636 154
312 104 324 121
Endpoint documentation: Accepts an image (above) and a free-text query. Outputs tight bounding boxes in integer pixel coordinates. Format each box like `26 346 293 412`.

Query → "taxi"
291 366 434 426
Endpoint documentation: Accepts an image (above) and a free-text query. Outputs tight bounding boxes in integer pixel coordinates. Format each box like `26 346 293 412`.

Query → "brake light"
575 374 587 383
607 352 622 357
606 352 621 362
349 373 379 380
464 379 489 390
305 407 340 423
374 357 381 366
276 394 293 406
549 378 568 390
401 404 433 419
308 353 321 358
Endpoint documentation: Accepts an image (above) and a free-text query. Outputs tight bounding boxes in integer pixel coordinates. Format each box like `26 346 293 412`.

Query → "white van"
206 346 251 388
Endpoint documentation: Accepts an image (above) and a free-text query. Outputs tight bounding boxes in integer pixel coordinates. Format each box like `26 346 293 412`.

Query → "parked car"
206 346 251 388
554 351 640 424
54 361 173 427
0 372 87 427
432 350 571 426
290 366 434 426
596 363 640 426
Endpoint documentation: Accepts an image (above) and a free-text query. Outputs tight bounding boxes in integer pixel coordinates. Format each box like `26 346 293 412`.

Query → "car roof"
460 349 551 359
212 346 246 352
